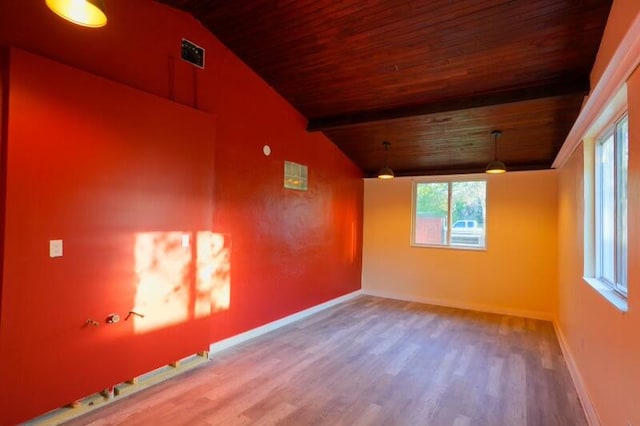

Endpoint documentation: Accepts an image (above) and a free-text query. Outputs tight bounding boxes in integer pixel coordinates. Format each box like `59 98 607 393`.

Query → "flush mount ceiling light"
486 130 506 174
377 141 394 179
46 0 107 28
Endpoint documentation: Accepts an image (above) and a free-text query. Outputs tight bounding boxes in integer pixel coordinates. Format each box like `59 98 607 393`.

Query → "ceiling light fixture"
486 130 506 174
377 141 394 179
46 0 107 28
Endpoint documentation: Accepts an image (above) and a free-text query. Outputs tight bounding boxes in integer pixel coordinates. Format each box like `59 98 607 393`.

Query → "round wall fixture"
263 145 272 156
105 313 120 324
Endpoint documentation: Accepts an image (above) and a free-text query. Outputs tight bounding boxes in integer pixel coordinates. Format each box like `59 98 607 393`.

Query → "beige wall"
555 1 640 424
362 171 558 319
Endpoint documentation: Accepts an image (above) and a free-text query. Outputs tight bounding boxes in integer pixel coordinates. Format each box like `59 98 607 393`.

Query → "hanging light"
486 130 506 174
46 0 107 28
377 141 394 179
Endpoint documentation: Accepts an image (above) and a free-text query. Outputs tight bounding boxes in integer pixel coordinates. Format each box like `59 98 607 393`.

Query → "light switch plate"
49 240 63 258
182 234 190 248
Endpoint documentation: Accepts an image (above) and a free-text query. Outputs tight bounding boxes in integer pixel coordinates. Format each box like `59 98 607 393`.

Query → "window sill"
411 243 487 252
583 277 628 312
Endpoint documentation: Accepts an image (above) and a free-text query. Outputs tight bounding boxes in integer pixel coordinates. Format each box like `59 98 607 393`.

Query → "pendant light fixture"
377 141 394 179
46 0 107 28
485 130 506 174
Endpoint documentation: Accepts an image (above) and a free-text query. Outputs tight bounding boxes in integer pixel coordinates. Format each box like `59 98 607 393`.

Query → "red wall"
0 47 216 423
0 1 363 424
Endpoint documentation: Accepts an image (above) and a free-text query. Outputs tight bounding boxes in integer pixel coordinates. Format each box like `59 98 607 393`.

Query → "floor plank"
64 296 587 426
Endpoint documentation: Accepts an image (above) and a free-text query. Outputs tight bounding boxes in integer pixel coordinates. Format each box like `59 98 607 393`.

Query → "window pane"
598 135 615 283
450 181 486 247
616 117 628 294
592 113 628 300
415 183 448 245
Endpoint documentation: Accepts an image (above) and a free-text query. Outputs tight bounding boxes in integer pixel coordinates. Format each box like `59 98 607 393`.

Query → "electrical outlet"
49 240 63 258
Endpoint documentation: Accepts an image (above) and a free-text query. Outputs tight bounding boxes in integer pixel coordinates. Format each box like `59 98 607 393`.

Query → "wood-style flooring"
65 296 586 426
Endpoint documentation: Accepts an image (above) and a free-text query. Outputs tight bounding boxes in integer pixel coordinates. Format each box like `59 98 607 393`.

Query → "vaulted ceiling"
157 0 612 176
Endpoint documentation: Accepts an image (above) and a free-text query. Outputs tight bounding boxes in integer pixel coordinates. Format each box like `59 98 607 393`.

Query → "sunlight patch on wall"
350 220 357 264
197 232 231 314
133 231 231 334
134 232 191 333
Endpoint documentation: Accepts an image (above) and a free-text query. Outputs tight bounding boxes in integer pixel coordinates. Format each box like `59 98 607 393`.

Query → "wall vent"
181 38 205 69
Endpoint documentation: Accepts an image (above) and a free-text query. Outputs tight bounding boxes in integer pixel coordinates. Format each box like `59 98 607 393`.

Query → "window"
595 114 628 296
412 179 486 249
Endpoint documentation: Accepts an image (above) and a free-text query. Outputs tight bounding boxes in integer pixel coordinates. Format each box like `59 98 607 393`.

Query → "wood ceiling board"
324 94 584 176
306 78 588 131
163 0 609 117
156 0 612 175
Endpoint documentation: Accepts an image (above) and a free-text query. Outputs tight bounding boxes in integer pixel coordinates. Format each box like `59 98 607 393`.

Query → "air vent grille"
181 39 205 68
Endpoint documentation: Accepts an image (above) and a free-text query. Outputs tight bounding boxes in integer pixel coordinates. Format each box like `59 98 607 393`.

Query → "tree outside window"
413 180 486 248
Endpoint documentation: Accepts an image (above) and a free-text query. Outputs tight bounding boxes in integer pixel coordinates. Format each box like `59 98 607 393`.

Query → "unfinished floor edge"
27 352 210 425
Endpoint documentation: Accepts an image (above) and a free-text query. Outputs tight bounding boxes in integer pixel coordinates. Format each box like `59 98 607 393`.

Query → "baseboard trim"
553 321 601 426
29 352 209 425
361 289 554 321
209 290 363 355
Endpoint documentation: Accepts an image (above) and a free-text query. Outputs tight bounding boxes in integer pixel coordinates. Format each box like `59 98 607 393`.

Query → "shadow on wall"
133 231 231 334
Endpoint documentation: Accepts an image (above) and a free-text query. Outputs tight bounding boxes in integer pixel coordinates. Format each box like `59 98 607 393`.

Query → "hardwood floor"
64 296 586 425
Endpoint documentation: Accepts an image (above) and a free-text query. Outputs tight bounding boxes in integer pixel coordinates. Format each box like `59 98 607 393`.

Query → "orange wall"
591 0 638 85
0 1 363 424
557 70 640 423
555 1 640 424
555 5 640 425
362 171 557 319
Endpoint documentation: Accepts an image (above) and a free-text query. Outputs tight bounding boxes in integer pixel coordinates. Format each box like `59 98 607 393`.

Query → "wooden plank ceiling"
157 0 612 176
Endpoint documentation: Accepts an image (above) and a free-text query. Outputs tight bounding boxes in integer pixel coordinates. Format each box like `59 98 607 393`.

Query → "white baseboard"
553 321 601 426
361 288 554 321
209 290 363 355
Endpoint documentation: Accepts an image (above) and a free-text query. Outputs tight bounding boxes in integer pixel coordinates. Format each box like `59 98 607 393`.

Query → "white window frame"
583 108 631 312
594 113 628 297
411 177 487 250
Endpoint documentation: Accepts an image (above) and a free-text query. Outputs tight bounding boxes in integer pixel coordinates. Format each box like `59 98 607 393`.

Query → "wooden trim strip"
30 354 209 425
307 79 589 132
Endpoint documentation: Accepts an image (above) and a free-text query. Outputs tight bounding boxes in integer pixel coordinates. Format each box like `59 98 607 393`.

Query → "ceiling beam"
363 162 553 178
307 78 590 132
